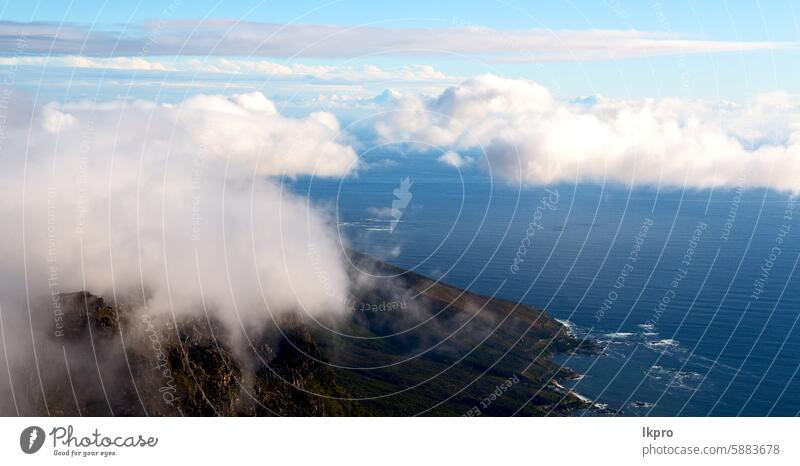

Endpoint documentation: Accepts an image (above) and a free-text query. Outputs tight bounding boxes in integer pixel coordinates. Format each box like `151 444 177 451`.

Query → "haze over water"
290 150 800 416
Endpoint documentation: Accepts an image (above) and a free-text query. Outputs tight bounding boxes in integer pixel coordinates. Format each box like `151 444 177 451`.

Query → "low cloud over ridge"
0 91 356 338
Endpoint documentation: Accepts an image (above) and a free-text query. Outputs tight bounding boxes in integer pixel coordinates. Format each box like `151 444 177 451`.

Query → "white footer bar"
1 417 798 465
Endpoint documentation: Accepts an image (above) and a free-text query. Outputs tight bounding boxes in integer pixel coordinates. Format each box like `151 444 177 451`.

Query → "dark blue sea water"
287 150 800 416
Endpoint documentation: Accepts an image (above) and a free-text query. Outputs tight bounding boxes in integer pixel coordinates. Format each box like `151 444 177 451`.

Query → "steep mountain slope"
16 253 589 416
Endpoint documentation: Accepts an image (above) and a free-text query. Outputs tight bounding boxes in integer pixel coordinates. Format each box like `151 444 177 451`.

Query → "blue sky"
1 0 799 101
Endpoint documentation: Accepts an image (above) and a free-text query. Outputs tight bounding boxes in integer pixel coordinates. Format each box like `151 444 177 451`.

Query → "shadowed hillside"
13 252 590 416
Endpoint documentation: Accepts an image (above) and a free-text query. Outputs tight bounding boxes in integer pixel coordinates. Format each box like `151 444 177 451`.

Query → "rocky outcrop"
23 254 587 416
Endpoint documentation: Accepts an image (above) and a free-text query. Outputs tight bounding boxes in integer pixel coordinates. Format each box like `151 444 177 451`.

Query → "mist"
0 90 361 412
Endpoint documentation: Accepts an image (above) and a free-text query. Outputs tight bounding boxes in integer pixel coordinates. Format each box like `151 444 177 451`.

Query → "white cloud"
0 20 791 62
228 91 278 114
0 56 174 71
0 91 357 342
189 60 449 82
437 151 473 168
0 54 452 79
377 74 800 192
67 56 174 71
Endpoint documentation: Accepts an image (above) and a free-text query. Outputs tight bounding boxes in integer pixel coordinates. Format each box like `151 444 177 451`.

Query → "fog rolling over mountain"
0 253 589 416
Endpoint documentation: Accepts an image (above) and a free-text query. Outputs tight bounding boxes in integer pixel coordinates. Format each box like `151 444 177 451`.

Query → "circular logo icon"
20 426 45 454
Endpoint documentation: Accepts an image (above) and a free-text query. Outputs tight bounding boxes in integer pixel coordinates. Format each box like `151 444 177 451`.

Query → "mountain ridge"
12 252 591 416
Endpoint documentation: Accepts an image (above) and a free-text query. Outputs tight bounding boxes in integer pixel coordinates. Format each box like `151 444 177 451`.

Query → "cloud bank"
0 91 357 341
376 74 800 191
0 55 454 85
0 20 790 62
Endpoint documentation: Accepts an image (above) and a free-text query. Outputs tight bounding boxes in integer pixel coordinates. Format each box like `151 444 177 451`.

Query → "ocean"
287 149 800 416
